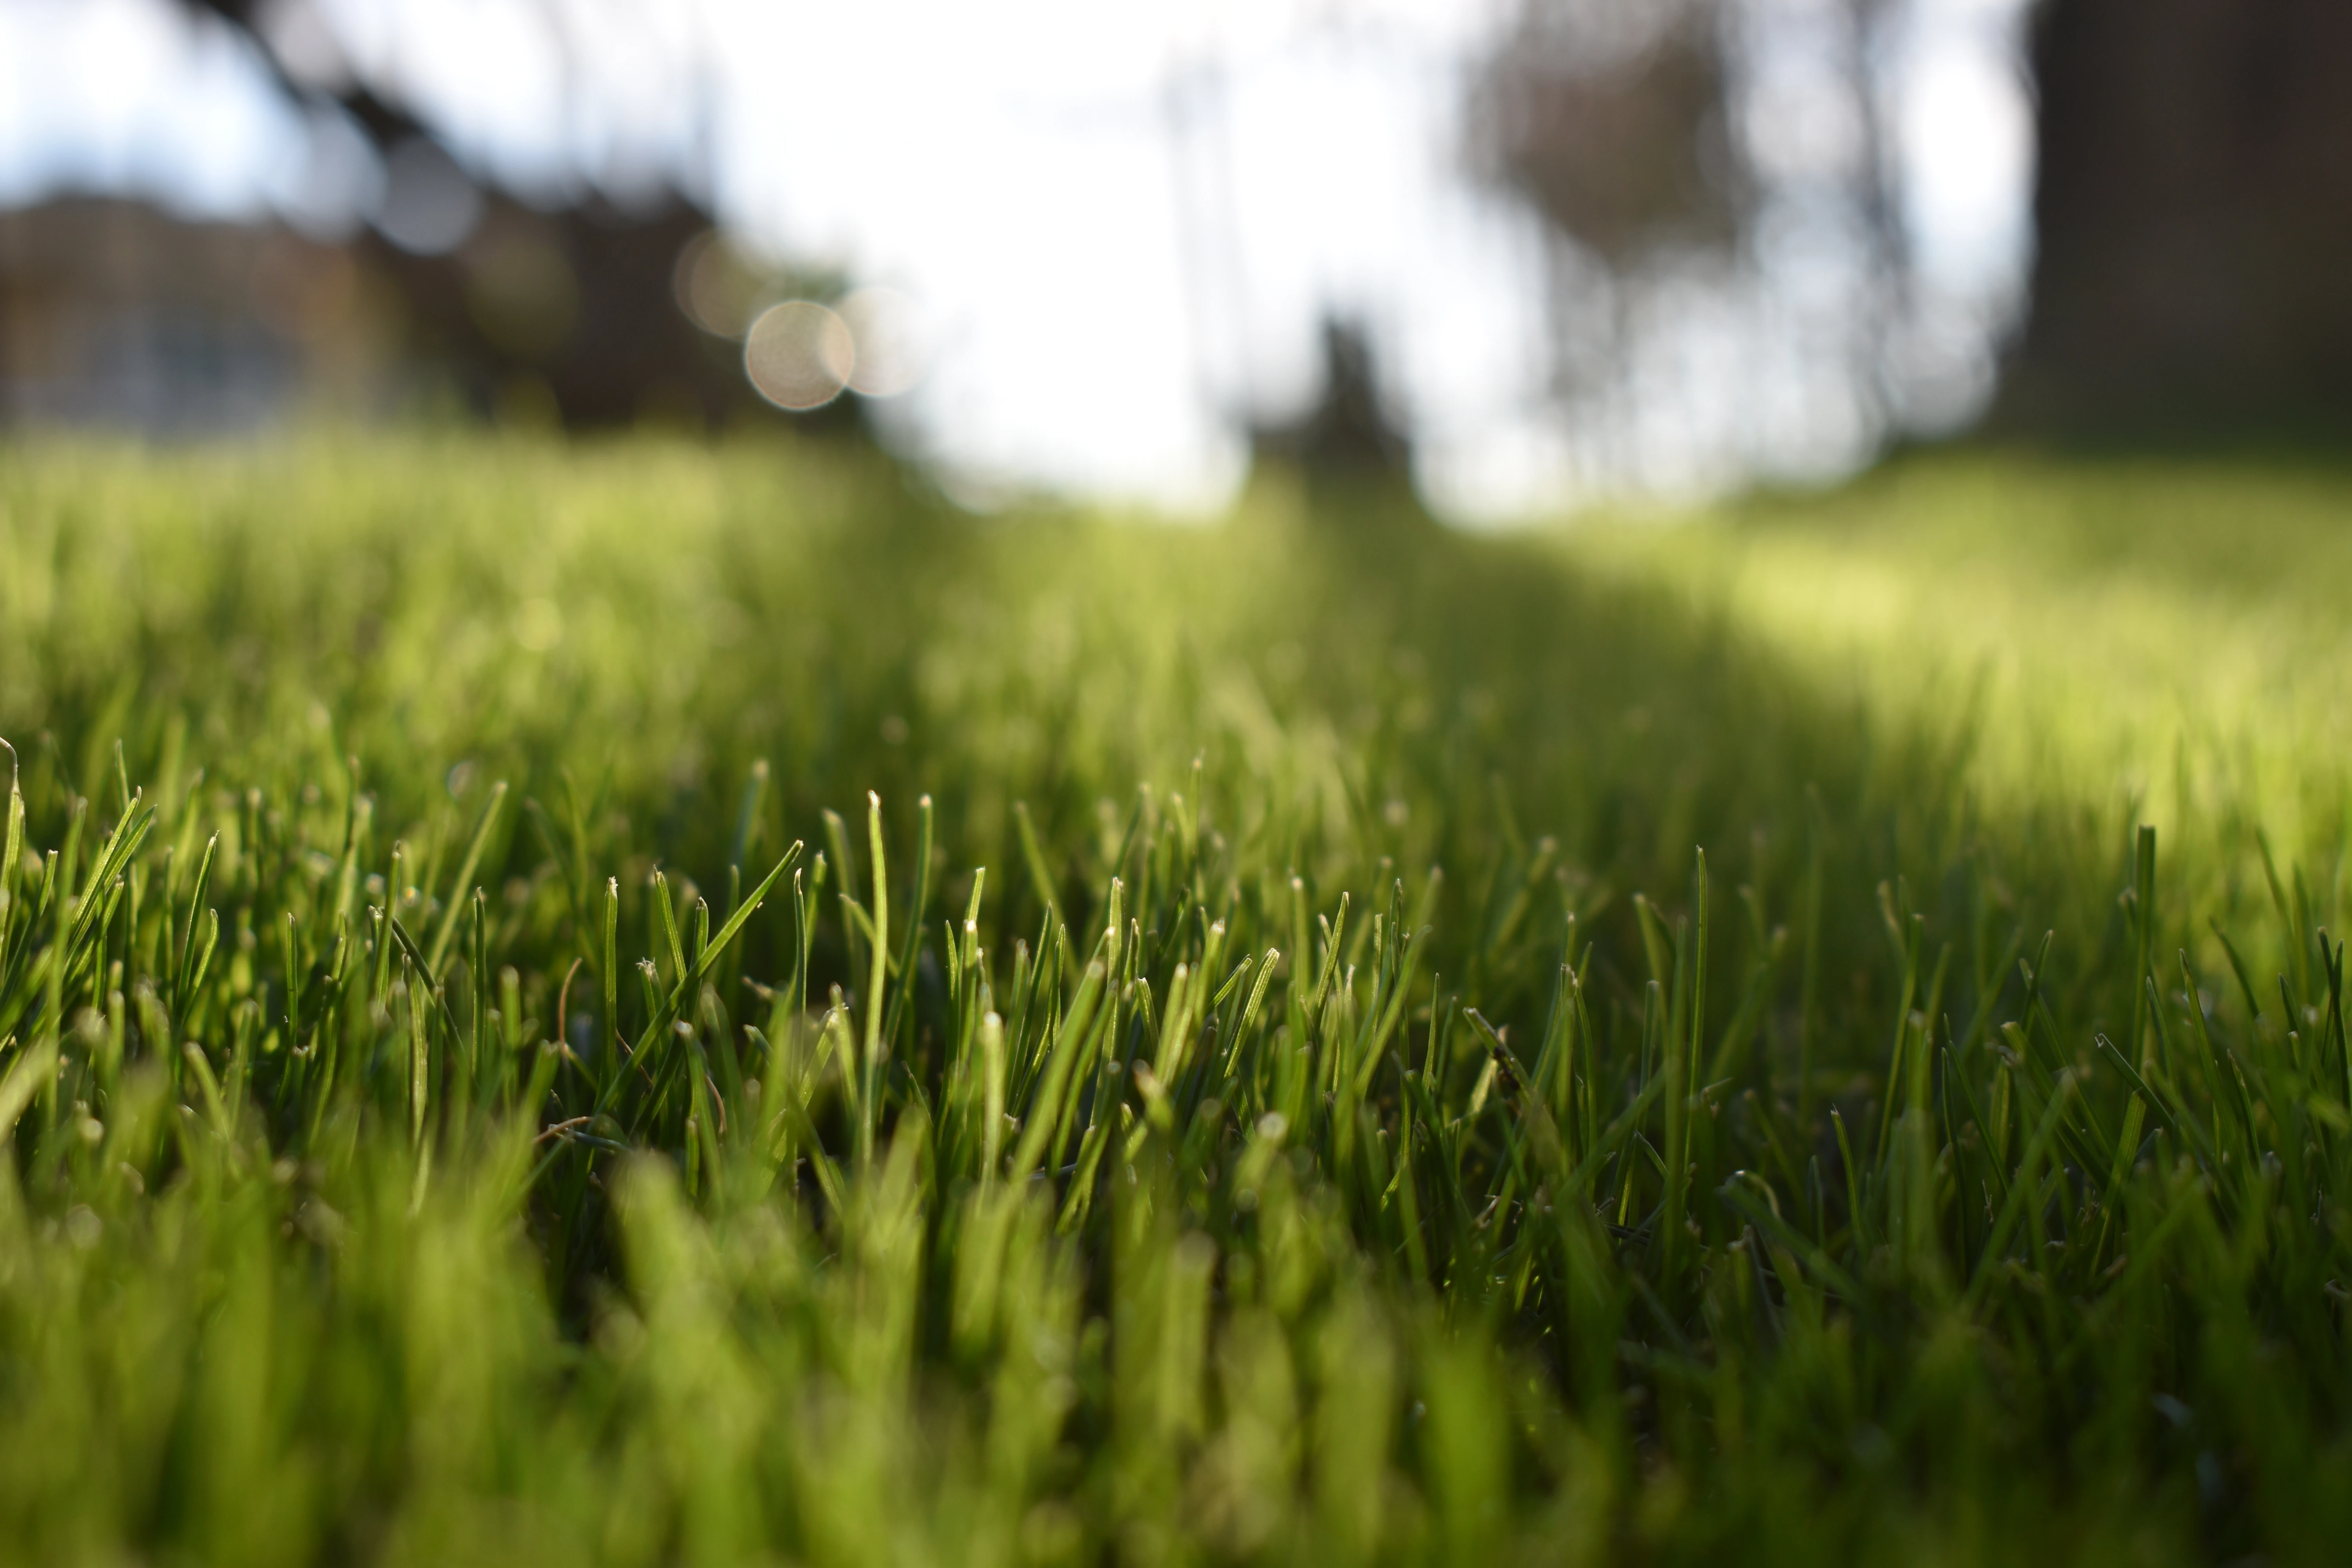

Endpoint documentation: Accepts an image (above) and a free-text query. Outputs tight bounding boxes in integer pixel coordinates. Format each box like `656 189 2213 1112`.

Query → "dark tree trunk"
2002 0 2352 432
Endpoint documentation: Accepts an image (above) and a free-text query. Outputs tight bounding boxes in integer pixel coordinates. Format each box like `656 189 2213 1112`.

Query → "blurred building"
354 189 768 429
0 0 831 436
0 198 384 431
0 188 788 434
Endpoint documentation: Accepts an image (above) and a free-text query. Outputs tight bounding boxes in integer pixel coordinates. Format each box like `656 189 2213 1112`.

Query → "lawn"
0 434 2347 1564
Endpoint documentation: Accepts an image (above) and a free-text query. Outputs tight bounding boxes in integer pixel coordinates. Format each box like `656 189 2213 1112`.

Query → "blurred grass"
0 434 2348 1564
1577 452 2352 866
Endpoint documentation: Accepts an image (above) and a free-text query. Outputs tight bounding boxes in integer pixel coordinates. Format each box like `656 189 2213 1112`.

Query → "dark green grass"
0 436 2348 1564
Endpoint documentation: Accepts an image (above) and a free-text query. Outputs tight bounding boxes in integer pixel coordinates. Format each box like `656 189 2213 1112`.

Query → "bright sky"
0 0 2035 521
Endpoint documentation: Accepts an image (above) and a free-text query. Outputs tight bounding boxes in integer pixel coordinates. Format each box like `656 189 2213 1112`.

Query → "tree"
2001 0 2352 431
1468 0 1929 479
1473 0 1745 271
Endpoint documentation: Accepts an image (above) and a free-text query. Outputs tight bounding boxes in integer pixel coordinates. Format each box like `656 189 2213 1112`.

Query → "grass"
0 434 2349 1564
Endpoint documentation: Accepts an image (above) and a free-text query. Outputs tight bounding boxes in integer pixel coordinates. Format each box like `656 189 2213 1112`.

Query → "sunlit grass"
0 434 2348 1564
1573 453 2352 876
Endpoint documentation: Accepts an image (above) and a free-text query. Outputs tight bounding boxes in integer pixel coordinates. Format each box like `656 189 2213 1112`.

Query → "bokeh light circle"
744 301 856 411
375 137 482 256
837 287 929 397
673 229 769 339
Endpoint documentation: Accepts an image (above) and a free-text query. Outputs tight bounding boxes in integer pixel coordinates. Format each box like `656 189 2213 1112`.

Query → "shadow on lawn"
0 437 2313 1102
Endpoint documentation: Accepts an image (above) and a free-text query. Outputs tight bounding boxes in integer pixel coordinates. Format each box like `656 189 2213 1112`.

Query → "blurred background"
0 0 2342 523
